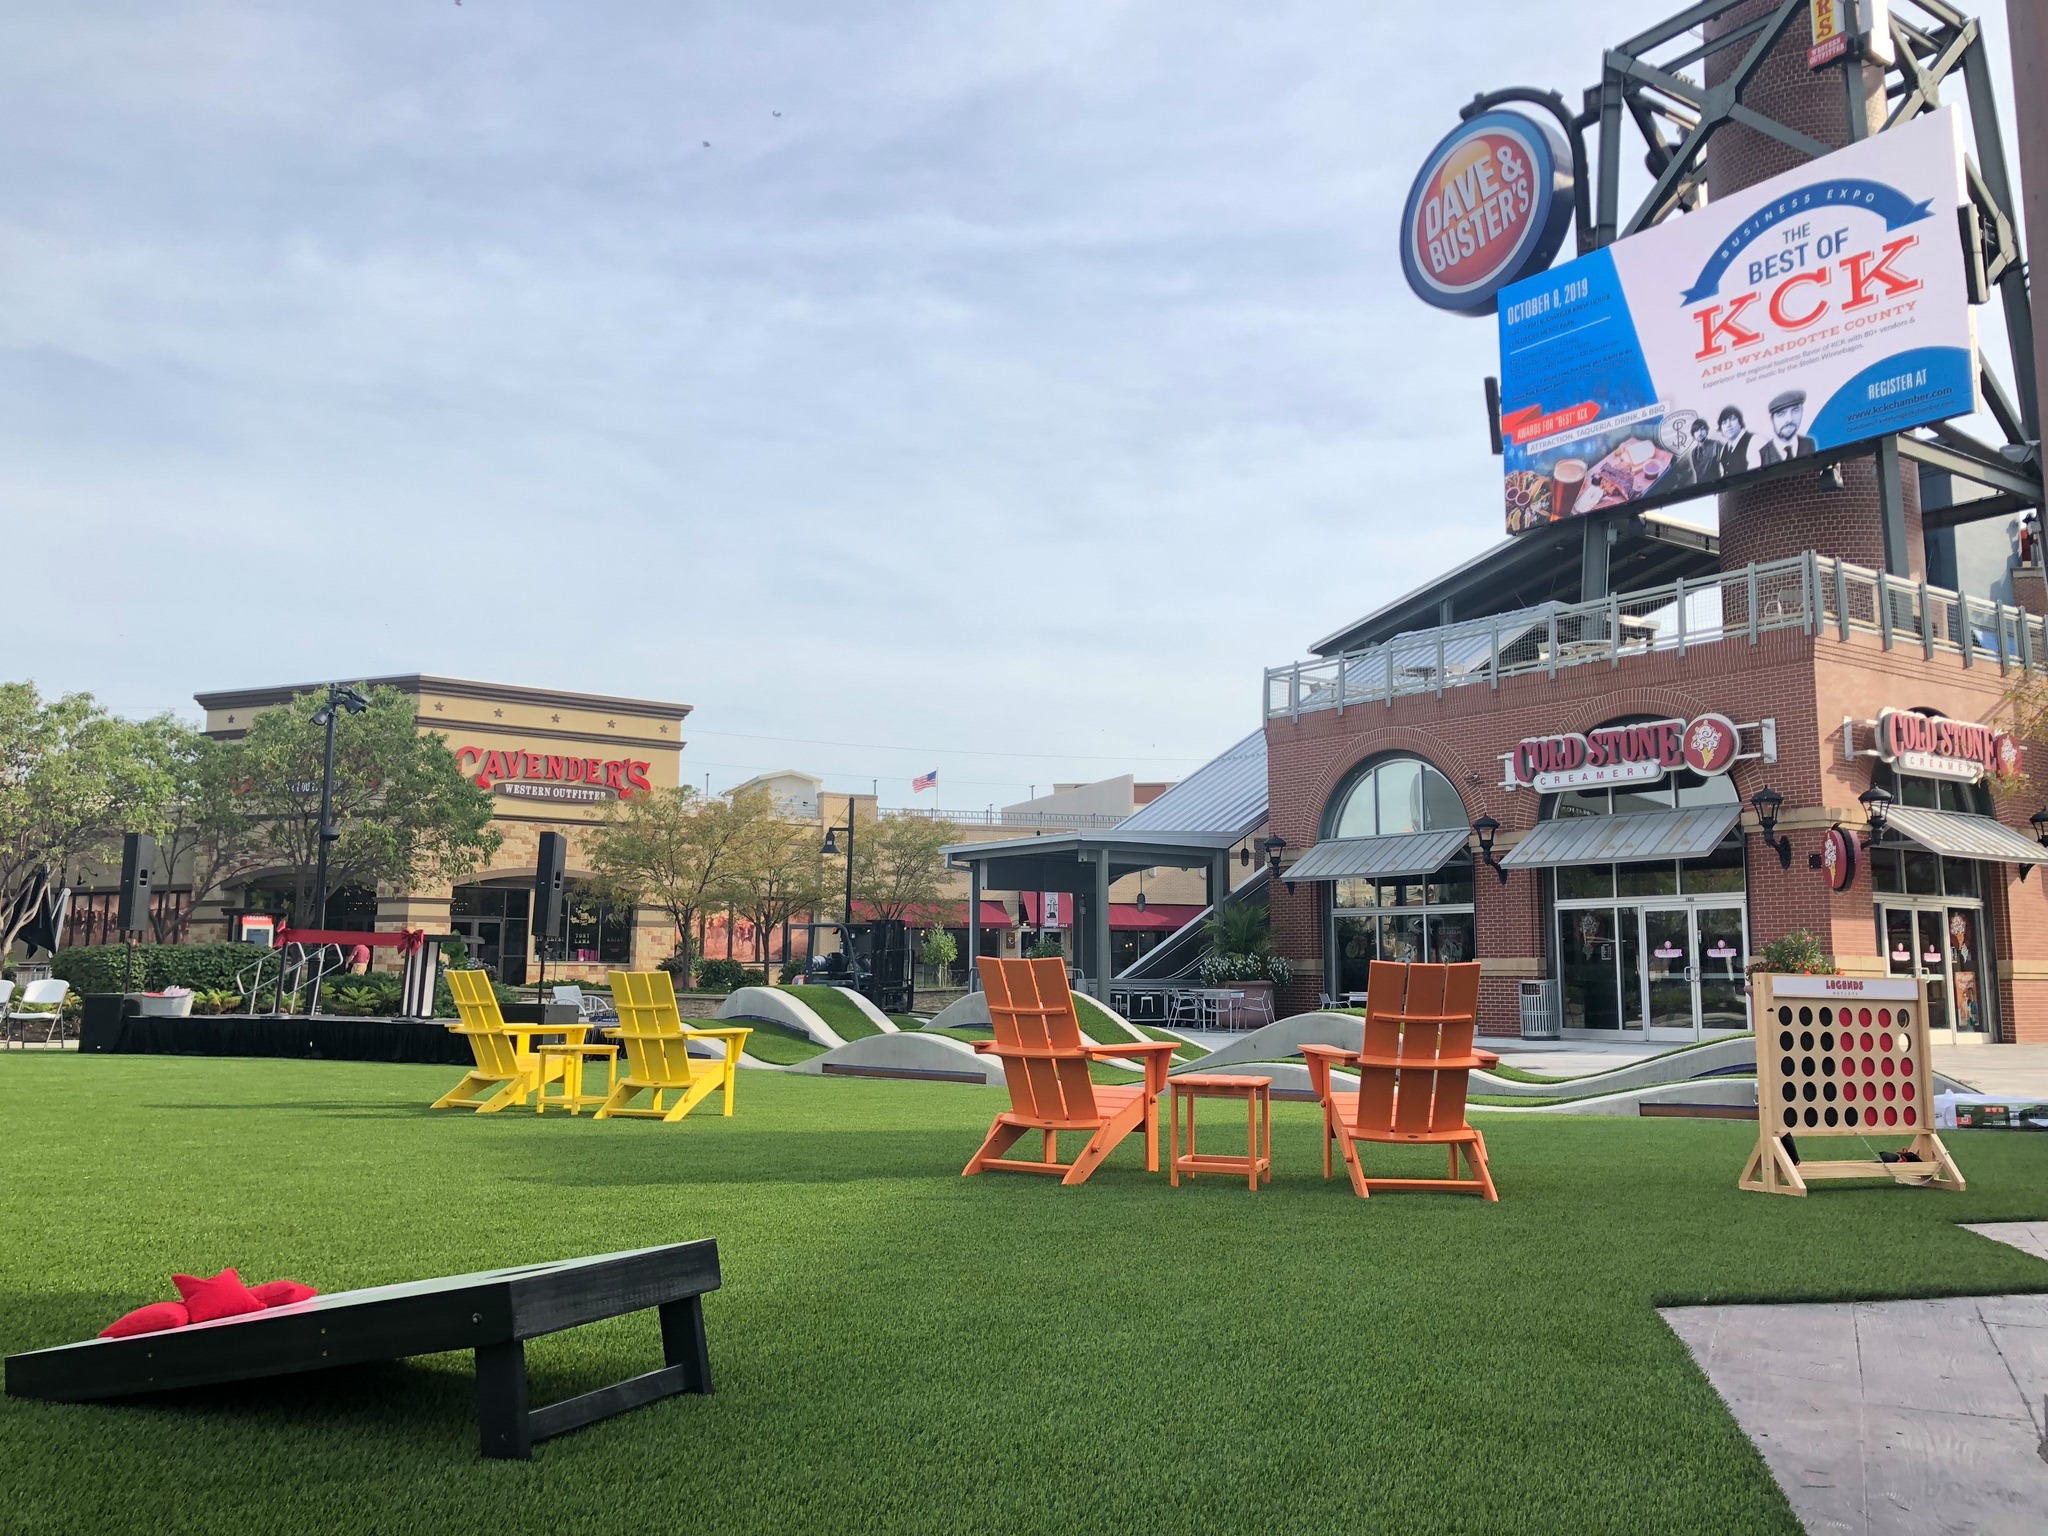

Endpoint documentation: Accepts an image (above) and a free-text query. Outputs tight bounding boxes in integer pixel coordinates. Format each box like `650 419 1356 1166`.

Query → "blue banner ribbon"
1678 178 1936 304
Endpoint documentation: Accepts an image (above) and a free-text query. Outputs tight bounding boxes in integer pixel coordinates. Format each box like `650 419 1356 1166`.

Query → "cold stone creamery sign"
1875 710 2020 783
456 745 653 806
1399 111 1573 316
1505 714 1741 792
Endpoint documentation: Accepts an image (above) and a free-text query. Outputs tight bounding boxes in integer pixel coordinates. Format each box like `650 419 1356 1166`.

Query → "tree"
850 812 960 924
0 682 182 960
228 686 500 923
588 784 767 974
919 927 958 986
719 788 830 971
143 722 266 942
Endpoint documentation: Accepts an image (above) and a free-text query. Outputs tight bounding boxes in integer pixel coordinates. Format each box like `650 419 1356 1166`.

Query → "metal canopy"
1879 806 2048 866
1282 828 1474 884
1500 805 1742 869
942 828 1241 892
1115 730 1267 839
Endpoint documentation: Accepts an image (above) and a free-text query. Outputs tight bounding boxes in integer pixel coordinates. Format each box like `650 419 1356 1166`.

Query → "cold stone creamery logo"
1507 715 1741 792
1874 710 2020 783
1399 112 1571 315
455 745 653 805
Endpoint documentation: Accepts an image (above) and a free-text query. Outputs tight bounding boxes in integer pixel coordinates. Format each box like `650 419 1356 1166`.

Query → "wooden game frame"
1740 974 1964 1197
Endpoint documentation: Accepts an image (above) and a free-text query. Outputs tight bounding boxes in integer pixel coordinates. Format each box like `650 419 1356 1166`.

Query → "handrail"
1264 552 2045 720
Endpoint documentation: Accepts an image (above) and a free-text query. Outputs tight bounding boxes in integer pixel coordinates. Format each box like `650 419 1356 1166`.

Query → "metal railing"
1265 553 2048 721
237 942 349 1017
887 807 1126 828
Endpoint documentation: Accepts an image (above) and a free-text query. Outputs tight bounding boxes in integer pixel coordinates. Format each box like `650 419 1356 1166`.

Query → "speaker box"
117 832 157 934
533 831 567 947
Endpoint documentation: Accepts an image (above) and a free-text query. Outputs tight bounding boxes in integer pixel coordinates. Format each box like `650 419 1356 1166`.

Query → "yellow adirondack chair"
432 969 565 1113
594 971 753 1122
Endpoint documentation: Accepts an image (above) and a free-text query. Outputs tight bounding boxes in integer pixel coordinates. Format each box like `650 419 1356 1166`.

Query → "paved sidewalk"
1930 1044 2048 1098
1664 1222 2048 1535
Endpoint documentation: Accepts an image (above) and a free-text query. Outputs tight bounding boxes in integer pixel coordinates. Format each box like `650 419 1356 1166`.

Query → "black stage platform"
77 1000 578 1065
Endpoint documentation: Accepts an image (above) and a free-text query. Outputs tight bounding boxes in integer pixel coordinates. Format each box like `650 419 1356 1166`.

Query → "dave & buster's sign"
1400 111 1573 316
1496 106 1975 535
1875 710 2020 783
456 745 653 804
1506 714 1740 793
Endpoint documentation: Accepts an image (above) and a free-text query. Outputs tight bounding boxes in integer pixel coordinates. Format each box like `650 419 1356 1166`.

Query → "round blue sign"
1400 111 1573 316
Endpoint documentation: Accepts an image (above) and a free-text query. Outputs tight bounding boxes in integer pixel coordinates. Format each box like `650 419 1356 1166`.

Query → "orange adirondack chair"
1301 959 1499 1200
963 957 1178 1185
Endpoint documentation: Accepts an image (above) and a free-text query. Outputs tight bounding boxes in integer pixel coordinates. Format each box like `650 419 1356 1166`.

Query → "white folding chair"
8 978 71 1046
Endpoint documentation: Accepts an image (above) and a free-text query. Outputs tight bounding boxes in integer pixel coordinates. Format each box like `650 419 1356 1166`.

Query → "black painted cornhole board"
3 1239 719 1459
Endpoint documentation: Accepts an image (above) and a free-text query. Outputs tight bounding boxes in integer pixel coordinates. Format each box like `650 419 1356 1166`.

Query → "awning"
1500 804 1741 868
1880 805 2048 866
1109 903 1206 932
1282 827 1473 883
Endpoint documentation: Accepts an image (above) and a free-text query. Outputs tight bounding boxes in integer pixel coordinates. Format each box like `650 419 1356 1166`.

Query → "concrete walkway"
1663 1222 2048 1535
1931 1044 2048 1098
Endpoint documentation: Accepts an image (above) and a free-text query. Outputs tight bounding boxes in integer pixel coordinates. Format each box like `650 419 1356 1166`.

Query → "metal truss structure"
1465 1 2039 579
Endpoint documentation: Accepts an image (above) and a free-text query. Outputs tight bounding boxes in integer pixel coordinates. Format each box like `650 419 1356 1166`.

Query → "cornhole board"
1741 975 1963 1196
3 1239 719 1459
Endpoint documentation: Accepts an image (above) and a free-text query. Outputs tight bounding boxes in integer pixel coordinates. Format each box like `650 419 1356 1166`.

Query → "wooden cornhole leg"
1739 1134 1808 1196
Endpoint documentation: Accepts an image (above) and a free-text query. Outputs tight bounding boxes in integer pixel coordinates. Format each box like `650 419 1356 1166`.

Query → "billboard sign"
1808 0 1893 70
1497 106 1973 535
1400 111 1574 315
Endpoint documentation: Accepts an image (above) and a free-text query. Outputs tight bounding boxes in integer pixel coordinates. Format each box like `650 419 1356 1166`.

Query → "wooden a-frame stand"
1740 973 1965 1198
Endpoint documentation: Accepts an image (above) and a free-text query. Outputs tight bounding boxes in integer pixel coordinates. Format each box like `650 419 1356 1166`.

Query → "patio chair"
962 957 1177 1185
594 971 752 1122
432 970 564 1113
1301 959 1499 1200
6 978 70 1047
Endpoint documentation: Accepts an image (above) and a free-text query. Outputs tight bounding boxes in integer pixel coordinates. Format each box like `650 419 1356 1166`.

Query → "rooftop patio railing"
1265 552 2048 722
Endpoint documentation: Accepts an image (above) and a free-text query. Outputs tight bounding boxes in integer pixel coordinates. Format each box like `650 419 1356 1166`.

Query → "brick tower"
1704 0 1924 577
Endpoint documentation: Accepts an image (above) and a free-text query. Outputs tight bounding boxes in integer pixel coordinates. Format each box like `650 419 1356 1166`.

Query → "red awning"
277 927 427 954
845 900 1013 928
1108 903 1205 933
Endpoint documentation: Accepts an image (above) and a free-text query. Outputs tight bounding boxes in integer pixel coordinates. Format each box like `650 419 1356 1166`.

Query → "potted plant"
131 986 195 1018
1195 904 1293 1025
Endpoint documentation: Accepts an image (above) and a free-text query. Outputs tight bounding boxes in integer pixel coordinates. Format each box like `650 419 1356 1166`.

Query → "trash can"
1518 979 1561 1040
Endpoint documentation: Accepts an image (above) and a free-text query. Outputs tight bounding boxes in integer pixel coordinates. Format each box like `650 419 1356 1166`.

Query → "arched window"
1324 755 1473 998
1326 755 1466 839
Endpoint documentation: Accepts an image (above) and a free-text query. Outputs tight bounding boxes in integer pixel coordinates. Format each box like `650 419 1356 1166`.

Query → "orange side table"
1169 1074 1273 1191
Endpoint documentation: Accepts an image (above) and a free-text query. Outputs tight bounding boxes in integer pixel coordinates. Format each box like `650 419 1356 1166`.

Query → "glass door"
1643 908 1693 1040
1695 906 1748 1032
1639 903 1750 1041
1945 907 1987 1037
1881 902 1981 1042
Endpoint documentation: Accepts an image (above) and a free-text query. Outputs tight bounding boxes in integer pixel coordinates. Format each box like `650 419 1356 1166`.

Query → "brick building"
1252 2 2048 1046
191 675 689 984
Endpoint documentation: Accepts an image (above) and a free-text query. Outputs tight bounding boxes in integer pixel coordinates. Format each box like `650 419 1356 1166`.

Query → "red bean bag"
250 1279 318 1308
172 1268 267 1324
100 1302 191 1339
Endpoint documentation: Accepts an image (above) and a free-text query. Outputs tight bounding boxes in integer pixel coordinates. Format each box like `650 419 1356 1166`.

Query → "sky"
0 2 2025 809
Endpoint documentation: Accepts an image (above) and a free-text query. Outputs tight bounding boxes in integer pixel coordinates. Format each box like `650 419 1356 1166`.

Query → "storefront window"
1556 864 1614 900
1616 863 1679 898
562 883 633 965
1329 860 1476 996
1680 841 1746 894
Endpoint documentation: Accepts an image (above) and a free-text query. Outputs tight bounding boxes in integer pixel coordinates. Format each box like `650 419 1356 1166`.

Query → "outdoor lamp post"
308 683 369 930
2032 806 2048 847
820 797 855 926
1470 814 1509 883
1858 784 1895 848
1750 786 1792 868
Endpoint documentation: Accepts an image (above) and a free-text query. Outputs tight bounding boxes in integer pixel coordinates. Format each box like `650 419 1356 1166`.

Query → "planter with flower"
1195 903 1294 1027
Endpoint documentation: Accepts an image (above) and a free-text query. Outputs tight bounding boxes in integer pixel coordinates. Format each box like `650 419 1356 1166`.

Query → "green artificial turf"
776 984 883 1040
3 1055 2045 1536
729 1020 826 1065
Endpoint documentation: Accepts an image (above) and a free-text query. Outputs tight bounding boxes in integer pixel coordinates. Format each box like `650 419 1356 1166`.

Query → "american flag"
911 768 938 793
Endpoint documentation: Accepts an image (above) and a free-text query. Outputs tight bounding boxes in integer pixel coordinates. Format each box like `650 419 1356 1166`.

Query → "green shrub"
191 988 245 1016
778 959 805 984
52 944 273 996
1750 931 1836 975
324 982 386 1017
694 958 759 994
1024 938 1065 960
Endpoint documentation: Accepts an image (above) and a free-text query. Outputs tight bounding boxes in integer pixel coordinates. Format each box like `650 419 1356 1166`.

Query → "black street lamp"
1256 834 1289 885
1470 815 1509 883
1749 786 1792 869
1858 783 1894 848
820 796 856 927
308 683 369 930
2032 806 2048 847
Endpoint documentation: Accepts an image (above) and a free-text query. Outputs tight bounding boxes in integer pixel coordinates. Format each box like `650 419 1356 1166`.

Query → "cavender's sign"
456 745 653 804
